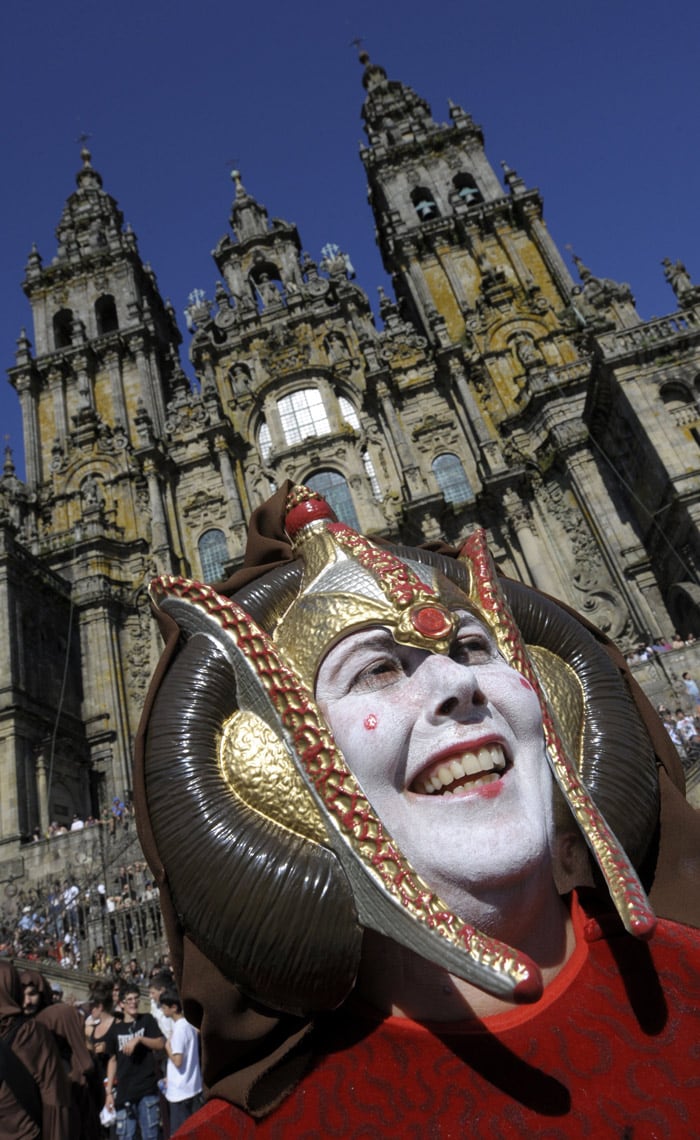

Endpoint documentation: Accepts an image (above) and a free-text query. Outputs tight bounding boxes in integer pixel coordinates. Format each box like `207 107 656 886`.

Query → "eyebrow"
320 629 397 686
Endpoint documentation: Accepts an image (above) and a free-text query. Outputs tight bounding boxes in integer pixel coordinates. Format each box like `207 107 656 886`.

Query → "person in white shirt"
148 970 174 1040
159 989 203 1131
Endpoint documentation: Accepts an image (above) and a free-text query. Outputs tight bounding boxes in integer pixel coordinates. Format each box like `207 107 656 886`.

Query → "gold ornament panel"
219 709 328 844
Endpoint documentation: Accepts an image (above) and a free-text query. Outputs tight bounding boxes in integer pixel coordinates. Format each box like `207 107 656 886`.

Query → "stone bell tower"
10 147 184 550
357 52 671 645
5 148 185 828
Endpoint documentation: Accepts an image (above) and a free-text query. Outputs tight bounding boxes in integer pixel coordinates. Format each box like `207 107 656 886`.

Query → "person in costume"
0 960 73 1140
19 967 98 1139
135 484 700 1137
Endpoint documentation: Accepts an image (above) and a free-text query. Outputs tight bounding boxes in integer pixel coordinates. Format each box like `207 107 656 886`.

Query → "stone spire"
570 252 638 327
49 146 132 268
229 169 270 243
358 50 439 149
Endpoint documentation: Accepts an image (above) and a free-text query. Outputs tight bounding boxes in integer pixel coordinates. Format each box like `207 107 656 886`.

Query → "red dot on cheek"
364 713 378 730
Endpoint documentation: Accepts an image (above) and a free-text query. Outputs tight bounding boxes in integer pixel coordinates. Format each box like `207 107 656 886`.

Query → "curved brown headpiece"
143 528 658 1018
143 576 361 1015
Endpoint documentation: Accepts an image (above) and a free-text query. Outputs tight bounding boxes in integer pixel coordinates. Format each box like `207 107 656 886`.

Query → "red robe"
173 898 699 1138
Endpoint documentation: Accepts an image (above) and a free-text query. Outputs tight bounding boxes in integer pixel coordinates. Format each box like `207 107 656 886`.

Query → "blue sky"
2 0 699 477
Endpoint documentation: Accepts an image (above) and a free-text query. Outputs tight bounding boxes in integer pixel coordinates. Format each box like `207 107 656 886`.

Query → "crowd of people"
26 797 134 844
625 630 697 662
658 702 700 769
623 643 700 770
0 861 165 971
0 959 202 1139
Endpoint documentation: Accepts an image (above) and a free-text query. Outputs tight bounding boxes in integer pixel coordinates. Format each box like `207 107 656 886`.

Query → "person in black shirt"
103 984 164 1140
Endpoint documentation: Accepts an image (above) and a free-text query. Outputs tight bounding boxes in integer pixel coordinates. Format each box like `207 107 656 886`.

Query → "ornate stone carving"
539 478 628 639
260 326 311 377
502 488 537 536
123 598 152 706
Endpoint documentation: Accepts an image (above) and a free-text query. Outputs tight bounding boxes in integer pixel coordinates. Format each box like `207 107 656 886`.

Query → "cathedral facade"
2 54 699 852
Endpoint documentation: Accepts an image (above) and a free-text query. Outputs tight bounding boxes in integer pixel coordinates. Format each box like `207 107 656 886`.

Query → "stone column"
263 394 285 456
402 241 437 327
527 211 576 300
433 246 470 311
214 437 243 524
130 335 165 437
447 359 508 477
377 381 424 499
143 460 170 556
104 349 128 429
74 580 133 800
503 489 561 596
35 749 49 835
48 369 68 447
493 219 530 285
15 375 41 487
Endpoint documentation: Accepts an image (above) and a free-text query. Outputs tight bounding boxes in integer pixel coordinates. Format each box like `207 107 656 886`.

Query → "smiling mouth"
411 744 509 796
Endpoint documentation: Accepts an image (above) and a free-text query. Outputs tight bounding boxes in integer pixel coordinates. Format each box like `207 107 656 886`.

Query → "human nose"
420 653 487 721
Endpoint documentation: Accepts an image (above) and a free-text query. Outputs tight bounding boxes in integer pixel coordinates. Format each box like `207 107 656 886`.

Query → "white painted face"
315 611 556 921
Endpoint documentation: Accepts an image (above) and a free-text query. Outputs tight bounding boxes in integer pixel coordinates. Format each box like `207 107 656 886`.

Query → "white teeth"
413 744 506 795
477 746 494 772
461 752 482 777
469 772 499 789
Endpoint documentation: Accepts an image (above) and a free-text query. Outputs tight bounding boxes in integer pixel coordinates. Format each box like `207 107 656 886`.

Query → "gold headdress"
143 486 657 1019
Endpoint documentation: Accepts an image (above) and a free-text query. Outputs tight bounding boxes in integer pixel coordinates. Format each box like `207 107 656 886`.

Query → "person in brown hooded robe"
19 967 100 1140
0 960 72 1140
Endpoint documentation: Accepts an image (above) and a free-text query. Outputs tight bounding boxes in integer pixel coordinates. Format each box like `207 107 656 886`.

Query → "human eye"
350 652 404 693
452 627 495 666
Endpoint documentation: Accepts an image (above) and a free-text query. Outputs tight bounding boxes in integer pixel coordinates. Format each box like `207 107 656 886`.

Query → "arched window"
660 382 692 412
258 421 272 462
362 450 381 498
198 529 229 583
307 470 359 529
660 381 697 428
410 187 439 221
338 397 360 431
453 173 483 206
53 309 73 350
95 294 119 335
433 454 474 505
278 388 330 447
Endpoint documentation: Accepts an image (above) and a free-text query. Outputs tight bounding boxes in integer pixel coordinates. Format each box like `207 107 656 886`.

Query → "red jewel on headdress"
410 604 453 639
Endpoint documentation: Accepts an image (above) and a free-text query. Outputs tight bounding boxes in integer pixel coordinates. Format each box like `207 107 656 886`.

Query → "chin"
408 835 554 915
